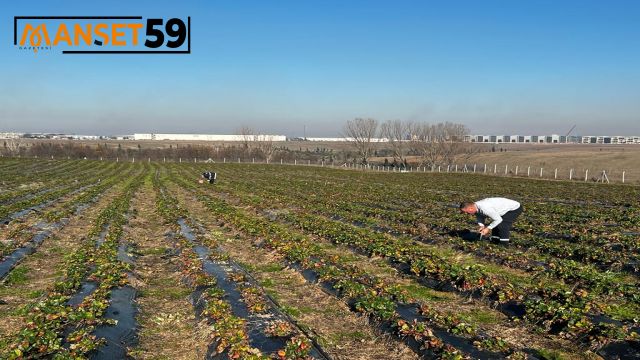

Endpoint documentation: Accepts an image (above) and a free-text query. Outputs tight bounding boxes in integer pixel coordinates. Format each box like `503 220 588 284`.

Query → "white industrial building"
0 132 24 139
133 133 287 142
465 134 640 144
581 136 640 144
304 137 389 142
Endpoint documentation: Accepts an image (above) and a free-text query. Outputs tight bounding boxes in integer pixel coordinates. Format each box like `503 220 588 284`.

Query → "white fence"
339 162 628 184
2 155 633 185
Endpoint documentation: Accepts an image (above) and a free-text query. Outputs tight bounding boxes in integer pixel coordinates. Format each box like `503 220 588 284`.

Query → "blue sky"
1 0 639 136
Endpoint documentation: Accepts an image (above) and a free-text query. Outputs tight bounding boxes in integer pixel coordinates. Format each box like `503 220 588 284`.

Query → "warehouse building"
465 134 640 144
133 133 287 141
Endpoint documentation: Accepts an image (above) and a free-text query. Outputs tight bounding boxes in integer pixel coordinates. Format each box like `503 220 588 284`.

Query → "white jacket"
475 197 521 229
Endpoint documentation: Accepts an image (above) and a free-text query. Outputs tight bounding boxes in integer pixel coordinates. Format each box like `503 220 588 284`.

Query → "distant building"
0 132 23 139
466 134 640 144
304 137 388 142
133 133 287 142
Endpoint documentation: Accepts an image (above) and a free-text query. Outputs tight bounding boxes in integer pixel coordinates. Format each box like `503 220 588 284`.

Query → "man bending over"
459 197 523 244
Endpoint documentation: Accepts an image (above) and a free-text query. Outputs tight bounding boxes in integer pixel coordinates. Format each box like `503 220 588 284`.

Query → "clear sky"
1 0 639 137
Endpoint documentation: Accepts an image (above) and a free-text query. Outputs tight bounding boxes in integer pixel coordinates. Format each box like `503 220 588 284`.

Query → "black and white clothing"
202 171 217 184
475 197 522 241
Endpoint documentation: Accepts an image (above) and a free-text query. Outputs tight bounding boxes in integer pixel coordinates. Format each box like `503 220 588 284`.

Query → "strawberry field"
1 157 639 360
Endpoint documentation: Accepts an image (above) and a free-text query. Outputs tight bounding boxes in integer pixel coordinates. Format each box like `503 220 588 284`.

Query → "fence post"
527 166 530 177
455 164 458 172
515 165 518 175
117 157 119 162
308 160 311 166
132 157 135 163
494 164 497 174
295 159 297 165
149 157 151 163
194 158 197 163
163 157 166 163
473 164 476 173
504 164 508 175
281 159 283 164
622 171 625 183
438 165 441 172
585 169 589 181
484 164 487 173
554 168 557 179
238 158 241 163
569 169 573 180
447 165 450 172
540 168 543 177
179 158 181 163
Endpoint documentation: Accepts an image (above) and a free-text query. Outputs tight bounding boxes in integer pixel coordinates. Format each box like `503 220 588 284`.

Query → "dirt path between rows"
126 182 210 359
0 178 126 345
170 183 418 360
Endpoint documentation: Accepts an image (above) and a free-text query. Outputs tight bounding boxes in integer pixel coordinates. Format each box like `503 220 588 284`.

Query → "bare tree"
254 134 277 163
410 121 473 167
410 122 442 167
343 118 379 165
4 138 21 155
237 125 254 150
380 119 412 167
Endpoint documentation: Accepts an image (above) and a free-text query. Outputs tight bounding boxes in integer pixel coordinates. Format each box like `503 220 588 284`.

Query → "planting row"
2 167 146 359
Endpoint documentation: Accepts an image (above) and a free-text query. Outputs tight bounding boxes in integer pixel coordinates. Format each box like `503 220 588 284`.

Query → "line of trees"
0 141 321 163
2 121 475 167
0 126 308 163
236 126 278 163
344 118 476 167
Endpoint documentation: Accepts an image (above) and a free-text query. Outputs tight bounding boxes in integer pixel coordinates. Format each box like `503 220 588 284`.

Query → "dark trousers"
492 206 523 239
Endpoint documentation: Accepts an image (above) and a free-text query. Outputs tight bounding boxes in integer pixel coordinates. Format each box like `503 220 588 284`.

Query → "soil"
170 183 418 360
0 179 126 344
125 182 211 359
175 181 598 359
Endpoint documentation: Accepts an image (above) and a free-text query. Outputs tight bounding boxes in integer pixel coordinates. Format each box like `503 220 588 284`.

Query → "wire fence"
351 163 630 185
2 154 634 185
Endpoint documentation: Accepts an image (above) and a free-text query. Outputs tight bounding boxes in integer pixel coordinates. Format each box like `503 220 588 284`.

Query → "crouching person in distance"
459 197 523 244
201 171 217 184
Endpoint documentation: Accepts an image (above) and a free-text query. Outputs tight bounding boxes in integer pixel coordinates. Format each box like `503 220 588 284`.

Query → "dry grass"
0 181 124 343
126 183 210 360
170 184 418 360
236 207 587 358
14 139 640 182
463 144 640 183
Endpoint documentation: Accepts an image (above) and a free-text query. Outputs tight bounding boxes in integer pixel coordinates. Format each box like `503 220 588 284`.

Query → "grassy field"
462 144 640 183
1 157 639 359
11 139 640 182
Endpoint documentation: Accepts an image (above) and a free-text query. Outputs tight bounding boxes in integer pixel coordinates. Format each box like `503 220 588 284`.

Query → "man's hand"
479 227 491 236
